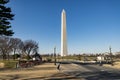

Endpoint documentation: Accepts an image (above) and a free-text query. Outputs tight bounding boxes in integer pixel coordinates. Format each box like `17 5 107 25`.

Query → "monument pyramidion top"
62 9 66 13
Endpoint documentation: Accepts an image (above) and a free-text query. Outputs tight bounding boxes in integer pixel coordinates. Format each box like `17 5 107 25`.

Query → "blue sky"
7 0 120 54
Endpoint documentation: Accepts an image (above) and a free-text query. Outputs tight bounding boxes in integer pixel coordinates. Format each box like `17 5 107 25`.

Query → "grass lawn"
0 63 58 79
0 60 18 68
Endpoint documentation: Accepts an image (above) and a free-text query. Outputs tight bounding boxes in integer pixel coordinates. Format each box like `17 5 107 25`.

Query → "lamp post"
109 46 113 66
54 46 56 65
83 53 86 63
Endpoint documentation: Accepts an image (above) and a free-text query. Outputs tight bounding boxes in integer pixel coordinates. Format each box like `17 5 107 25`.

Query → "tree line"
0 36 39 60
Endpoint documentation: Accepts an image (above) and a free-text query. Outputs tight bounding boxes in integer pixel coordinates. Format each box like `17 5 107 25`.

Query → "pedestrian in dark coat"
57 63 61 70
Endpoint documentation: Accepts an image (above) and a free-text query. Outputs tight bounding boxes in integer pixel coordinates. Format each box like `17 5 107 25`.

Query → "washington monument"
61 9 67 56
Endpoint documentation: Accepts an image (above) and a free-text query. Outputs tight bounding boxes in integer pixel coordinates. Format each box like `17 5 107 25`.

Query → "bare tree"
10 38 23 60
0 36 39 60
23 40 38 60
17 41 24 59
0 36 13 60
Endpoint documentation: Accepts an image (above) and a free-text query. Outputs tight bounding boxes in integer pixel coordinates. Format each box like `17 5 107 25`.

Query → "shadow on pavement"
45 70 120 80
27 70 120 80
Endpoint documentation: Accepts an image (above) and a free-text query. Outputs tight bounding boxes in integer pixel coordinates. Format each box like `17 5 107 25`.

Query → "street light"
54 46 56 65
109 46 113 66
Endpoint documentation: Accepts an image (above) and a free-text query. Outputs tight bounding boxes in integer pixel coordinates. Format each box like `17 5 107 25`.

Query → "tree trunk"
2 52 6 60
7 53 10 60
13 49 16 60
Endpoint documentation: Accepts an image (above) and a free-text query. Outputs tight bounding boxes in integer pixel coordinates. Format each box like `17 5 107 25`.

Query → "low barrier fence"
16 60 42 68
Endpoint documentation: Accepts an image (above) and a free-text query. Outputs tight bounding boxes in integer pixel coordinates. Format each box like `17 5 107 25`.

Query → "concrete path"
42 62 120 80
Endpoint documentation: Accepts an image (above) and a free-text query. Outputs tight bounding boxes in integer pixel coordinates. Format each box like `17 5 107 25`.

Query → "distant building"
97 56 105 61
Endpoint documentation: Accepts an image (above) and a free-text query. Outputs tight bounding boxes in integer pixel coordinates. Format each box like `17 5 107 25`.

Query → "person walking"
57 63 61 70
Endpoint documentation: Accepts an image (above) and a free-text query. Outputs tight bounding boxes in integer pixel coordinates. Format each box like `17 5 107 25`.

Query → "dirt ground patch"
0 63 59 80
0 63 4 68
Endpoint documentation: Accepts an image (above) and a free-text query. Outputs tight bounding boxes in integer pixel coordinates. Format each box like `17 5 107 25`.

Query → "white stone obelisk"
61 9 67 56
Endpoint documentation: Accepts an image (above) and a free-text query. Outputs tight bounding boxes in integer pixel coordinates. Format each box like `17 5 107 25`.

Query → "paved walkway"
33 63 86 80
39 62 120 80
